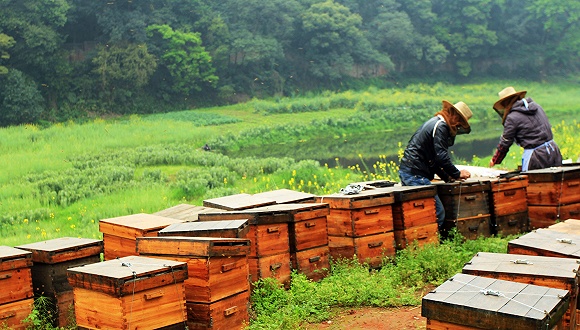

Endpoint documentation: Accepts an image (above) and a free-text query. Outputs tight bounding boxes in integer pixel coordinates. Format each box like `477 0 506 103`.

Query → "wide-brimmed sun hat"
493 86 527 111
442 100 472 127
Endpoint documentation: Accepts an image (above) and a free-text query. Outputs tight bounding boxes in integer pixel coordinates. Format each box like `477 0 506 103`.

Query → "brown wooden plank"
137 236 250 257
99 213 184 238
158 220 250 238
15 237 103 264
0 246 32 270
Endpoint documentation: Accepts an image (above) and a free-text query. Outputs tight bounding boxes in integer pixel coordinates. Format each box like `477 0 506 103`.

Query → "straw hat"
493 86 527 111
442 100 472 127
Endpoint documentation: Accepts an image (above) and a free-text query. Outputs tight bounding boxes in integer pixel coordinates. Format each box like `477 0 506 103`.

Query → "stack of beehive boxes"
487 173 529 236
526 166 580 229
137 236 251 330
0 246 34 330
315 189 396 268
16 237 103 328
434 179 492 240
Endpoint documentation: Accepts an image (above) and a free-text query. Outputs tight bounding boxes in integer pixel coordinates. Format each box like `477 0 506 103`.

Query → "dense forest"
0 0 579 126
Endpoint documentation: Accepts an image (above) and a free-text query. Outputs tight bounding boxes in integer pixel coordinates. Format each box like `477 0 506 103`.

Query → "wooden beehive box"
198 209 292 285
154 204 222 221
422 273 570 330
328 232 395 268
203 193 276 210
15 237 103 328
488 174 529 236
241 203 330 281
548 219 580 235
99 213 184 260
158 220 250 239
508 229 580 258
526 166 580 229
0 298 34 330
384 185 438 249
463 252 579 329
434 179 492 239
0 246 33 305
67 255 188 330
252 189 317 204
136 236 250 303
186 290 249 330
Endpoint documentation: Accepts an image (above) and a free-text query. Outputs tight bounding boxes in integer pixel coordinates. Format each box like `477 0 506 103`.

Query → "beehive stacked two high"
526 165 580 229
16 237 103 328
487 174 529 236
0 246 34 330
315 189 396 268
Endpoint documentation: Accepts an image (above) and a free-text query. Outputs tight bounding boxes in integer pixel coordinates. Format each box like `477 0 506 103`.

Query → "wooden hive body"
526 166 580 229
384 185 438 249
0 246 34 330
202 193 276 211
316 189 395 267
198 209 291 286
154 204 223 221
99 213 184 260
16 237 103 328
159 220 250 239
67 256 188 330
422 273 570 330
463 252 579 329
435 179 492 239
488 175 529 236
186 290 250 330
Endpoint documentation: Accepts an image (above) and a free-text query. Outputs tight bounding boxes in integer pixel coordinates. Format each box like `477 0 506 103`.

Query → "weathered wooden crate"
154 204 222 221
0 298 34 330
508 229 580 258
136 236 250 303
529 203 580 229
422 273 570 330
328 232 395 268
99 213 184 260
488 175 529 235
434 179 491 220
463 252 579 329
158 220 250 239
315 189 395 237
0 246 33 305
203 193 276 211
441 214 492 240
15 237 103 328
67 255 188 330
186 290 249 330
252 189 317 204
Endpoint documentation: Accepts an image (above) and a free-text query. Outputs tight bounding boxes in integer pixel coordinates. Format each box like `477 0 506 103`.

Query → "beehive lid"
153 204 222 221
244 203 330 221
463 252 579 281
158 220 250 238
203 193 276 210
137 236 251 257
422 273 570 330
315 189 394 209
67 255 187 296
526 165 580 183
198 207 292 225
508 229 580 258
433 178 491 194
0 246 32 270
16 237 103 264
548 219 580 235
252 189 316 204
348 180 396 189
99 213 184 233
379 185 436 202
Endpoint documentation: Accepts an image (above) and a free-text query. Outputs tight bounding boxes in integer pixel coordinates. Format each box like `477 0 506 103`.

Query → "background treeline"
1 0 579 126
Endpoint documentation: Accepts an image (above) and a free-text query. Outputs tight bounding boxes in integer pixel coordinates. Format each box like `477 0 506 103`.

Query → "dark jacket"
399 116 461 182
491 97 562 169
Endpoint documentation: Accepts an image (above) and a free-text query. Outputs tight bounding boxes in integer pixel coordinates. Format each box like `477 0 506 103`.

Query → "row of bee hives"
423 219 580 330
1 164 578 329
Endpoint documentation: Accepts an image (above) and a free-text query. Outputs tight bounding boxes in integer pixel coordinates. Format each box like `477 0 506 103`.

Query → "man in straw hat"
489 86 562 171
399 100 473 230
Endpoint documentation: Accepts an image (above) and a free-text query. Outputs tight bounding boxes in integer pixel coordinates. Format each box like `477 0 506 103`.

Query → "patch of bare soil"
303 306 426 330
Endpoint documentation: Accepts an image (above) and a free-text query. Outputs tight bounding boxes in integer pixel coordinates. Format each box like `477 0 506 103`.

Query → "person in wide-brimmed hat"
399 100 473 230
489 86 562 171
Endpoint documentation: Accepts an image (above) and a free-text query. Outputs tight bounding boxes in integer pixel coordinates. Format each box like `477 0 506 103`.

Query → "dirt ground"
304 306 426 330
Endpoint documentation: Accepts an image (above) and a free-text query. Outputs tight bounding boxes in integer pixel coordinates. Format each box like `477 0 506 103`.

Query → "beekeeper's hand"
489 159 495 167
459 169 471 181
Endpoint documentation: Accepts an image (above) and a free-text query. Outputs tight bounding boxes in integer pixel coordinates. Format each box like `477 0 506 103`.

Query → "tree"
0 69 44 126
0 33 15 75
147 24 217 95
